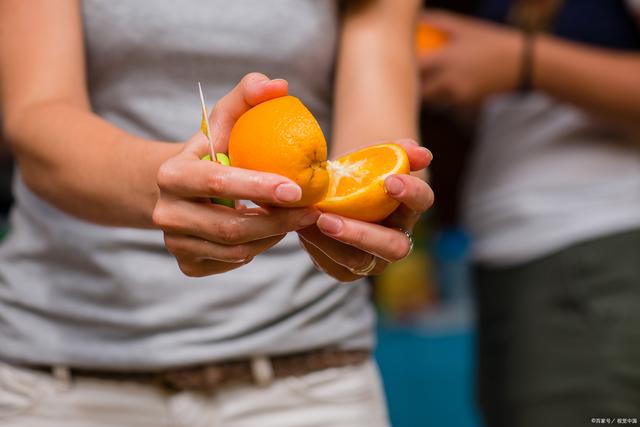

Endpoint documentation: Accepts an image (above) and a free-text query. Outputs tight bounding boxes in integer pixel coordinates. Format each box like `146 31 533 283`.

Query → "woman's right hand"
153 73 321 277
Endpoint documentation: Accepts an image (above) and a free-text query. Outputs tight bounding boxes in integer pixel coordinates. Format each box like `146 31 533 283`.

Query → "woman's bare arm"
534 35 640 127
0 0 180 227
420 11 640 131
332 0 422 156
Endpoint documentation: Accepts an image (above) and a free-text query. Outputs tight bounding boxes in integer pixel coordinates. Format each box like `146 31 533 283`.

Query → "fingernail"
318 214 343 235
300 210 321 227
275 183 302 203
385 176 405 196
419 147 433 161
264 78 288 89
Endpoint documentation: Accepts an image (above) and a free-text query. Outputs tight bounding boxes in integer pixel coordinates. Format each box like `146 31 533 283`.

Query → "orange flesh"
316 144 410 222
327 146 400 196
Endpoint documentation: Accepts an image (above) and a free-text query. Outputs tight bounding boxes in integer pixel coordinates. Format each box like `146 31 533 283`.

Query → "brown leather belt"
24 349 369 392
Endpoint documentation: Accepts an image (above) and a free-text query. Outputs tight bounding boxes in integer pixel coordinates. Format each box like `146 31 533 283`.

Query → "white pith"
323 145 405 202
326 159 367 196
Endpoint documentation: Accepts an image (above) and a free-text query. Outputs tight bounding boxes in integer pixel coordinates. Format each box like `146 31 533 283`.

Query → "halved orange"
316 144 410 222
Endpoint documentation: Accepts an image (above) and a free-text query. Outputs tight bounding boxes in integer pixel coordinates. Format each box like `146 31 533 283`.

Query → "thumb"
182 131 213 160
209 73 289 154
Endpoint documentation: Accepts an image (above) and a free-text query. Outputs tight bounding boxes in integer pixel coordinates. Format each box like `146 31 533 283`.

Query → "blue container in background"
433 228 473 304
375 326 482 427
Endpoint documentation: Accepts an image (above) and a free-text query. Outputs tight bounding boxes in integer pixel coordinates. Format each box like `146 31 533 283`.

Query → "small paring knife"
198 82 234 208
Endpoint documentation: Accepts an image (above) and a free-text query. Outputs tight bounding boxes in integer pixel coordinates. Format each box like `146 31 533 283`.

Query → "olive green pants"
475 230 640 427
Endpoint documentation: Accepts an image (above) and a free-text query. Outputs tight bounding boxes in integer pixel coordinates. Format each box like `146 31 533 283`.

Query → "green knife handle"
201 153 235 208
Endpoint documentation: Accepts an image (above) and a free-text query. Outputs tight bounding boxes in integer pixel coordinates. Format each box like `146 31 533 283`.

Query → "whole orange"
416 22 448 56
228 96 329 207
316 143 410 222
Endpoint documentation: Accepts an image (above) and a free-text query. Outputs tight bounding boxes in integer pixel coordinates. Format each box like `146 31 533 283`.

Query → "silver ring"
350 255 377 276
400 228 414 260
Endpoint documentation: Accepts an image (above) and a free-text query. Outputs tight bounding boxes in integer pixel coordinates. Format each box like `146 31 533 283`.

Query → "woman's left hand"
419 10 522 108
298 140 434 282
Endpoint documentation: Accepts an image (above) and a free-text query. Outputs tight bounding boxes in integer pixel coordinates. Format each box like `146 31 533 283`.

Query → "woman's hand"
298 140 433 282
153 73 320 277
419 10 522 108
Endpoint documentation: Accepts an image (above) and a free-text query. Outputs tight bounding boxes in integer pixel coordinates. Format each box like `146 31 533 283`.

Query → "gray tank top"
0 0 374 370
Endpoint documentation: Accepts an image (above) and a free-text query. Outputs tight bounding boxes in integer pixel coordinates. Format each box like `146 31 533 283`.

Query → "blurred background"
375 0 640 424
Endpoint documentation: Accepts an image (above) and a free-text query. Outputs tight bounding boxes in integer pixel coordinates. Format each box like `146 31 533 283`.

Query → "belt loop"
52 366 72 392
250 355 274 387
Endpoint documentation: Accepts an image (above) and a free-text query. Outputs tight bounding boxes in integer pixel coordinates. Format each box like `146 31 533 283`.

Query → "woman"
0 0 433 425
419 0 640 425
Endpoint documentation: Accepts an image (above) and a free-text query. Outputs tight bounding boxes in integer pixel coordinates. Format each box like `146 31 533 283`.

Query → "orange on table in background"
229 96 329 207
416 21 448 56
316 144 410 223
228 95 411 221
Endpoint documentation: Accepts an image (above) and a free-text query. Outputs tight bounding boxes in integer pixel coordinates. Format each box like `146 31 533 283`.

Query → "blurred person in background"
420 0 640 425
0 0 433 425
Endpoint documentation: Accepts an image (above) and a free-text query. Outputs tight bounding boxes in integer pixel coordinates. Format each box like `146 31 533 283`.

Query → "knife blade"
197 82 234 208
198 81 217 161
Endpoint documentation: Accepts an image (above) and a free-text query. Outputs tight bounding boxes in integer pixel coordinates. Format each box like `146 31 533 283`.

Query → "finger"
300 234 388 277
418 48 446 73
316 214 412 262
419 53 448 109
418 48 454 108
383 175 434 230
392 139 433 170
180 131 215 160
210 73 289 153
298 236 361 283
298 226 386 274
157 158 304 204
175 257 252 277
165 233 285 263
384 174 434 213
418 48 451 100
422 73 456 109
384 203 423 231
422 68 447 98
153 200 320 244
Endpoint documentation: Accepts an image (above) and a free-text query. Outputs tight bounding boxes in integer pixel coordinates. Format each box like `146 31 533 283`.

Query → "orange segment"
316 144 410 222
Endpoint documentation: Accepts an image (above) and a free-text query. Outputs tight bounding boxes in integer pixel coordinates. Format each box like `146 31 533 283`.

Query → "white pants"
0 360 389 427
